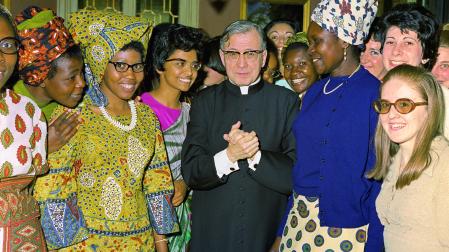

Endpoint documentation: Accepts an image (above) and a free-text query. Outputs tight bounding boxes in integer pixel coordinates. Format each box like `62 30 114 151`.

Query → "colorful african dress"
33 101 179 251
0 89 48 252
141 93 191 252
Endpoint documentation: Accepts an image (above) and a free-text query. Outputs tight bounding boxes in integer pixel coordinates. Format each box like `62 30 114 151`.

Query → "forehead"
436 47 449 61
112 49 142 61
286 47 309 60
225 29 261 50
365 39 382 49
386 26 419 39
0 16 15 38
268 23 294 34
382 77 421 98
169 49 198 60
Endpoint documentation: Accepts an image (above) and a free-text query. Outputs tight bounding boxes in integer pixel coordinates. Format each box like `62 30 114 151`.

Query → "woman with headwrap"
33 10 178 251
0 4 48 251
13 6 85 154
275 1 383 251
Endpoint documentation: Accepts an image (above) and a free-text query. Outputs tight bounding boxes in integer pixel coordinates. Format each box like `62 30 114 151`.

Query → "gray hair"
220 20 266 51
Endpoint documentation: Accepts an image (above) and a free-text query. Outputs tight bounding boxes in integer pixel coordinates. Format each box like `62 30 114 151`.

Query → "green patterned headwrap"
69 10 152 106
284 32 308 48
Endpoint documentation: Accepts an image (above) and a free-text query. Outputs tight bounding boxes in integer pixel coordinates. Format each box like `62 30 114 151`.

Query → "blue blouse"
279 66 384 252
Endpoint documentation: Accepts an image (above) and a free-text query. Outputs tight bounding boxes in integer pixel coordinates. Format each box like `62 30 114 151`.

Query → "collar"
226 76 264 95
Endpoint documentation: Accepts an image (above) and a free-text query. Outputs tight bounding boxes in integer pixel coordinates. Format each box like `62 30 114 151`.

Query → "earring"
343 47 347 61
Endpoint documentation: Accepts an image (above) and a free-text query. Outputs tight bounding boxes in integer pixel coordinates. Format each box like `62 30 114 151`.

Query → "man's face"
220 29 267 86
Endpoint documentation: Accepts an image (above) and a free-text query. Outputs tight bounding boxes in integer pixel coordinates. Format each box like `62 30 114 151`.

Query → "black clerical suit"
182 79 299 252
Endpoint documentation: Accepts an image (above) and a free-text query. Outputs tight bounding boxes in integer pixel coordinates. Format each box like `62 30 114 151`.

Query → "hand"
172 179 188 207
47 110 81 154
269 237 282 252
154 233 169 252
224 122 259 163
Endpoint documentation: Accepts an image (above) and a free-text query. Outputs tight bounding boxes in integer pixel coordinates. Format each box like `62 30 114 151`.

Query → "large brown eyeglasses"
373 98 427 114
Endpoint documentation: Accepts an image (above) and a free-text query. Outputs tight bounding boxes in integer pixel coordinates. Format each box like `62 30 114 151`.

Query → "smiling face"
262 51 279 84
220 29 267 86
101 49 144 103
307 21 345 76
267 23 295 50
0 17 17 89
380 76 428 150
382 26 425 71
432 47 449 89
42 57 85 108
284 47 318 94
158 49 199 92
360 38 386 79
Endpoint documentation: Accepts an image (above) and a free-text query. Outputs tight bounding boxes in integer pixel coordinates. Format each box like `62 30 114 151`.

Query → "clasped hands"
223 121 260 163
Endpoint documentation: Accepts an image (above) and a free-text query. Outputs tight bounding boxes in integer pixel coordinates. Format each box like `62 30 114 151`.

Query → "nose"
236 54 248 68
387 105 401 119
392 43 403 56
77 74 86 88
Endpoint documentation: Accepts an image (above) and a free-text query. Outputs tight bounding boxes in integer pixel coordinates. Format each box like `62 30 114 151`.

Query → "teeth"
390 123 405 129
313 59 319 62
121 84 134 90
180 78 191 84
292 78 306 84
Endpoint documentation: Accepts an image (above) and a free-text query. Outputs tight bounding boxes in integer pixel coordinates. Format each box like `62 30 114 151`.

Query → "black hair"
145 24 206 88
381 3 440 70
47 44 83 79
263 18 299 35
203 36 226 75
121 41 145 60
363 17 383 49
282 42 309 65
263 38 278 70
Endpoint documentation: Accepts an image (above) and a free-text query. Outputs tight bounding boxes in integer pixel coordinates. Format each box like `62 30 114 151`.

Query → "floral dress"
33 101 179 251
0 89 48 251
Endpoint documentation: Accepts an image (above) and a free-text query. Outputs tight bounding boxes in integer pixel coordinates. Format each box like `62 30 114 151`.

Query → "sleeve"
276 194 293 237
182 93 230 190
246 93 299 195
365 88 385 252
31 109 48 175
144 120 179 235
33 106 88 250
435 153 449 249
214 148 240 178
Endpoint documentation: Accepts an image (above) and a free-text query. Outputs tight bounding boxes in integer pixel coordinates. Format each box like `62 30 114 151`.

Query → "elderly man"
182 20 299 252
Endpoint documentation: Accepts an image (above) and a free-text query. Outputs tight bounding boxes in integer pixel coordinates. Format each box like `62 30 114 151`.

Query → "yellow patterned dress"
34 102 178 251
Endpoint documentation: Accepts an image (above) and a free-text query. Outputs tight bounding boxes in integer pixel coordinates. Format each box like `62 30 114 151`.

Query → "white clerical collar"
229 77 261 95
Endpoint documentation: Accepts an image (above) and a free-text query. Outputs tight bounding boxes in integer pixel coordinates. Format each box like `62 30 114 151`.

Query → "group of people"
1 0 449 252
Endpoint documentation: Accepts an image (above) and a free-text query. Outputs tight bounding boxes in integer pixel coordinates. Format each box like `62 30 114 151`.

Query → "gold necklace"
322 65 361 95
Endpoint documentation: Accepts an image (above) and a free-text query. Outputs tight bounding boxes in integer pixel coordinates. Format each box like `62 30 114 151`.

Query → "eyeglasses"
0 37 20 55
265 69 281 79
221 50 263 62
373 98 427 114
165 58 202 71
108 61 145 73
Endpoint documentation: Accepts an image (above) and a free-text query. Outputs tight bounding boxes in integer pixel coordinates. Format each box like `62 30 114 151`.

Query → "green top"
13 80 58 120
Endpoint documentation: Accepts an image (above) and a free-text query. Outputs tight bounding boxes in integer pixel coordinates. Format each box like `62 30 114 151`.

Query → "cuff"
247 151 261 171
214 148 240 178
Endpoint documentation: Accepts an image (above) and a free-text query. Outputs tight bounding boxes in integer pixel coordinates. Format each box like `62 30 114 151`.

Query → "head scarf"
69 10 151 106
311 0 378 45
284 32 309 48
15 6 74 86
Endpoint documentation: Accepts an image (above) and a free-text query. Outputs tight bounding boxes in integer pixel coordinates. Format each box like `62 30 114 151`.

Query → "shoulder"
3 89 43 119
351 66 381 91
263 82 298 100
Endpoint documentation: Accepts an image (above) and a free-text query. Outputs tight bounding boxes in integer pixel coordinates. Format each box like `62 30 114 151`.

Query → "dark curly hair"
381 3 440 70
145 24 206 89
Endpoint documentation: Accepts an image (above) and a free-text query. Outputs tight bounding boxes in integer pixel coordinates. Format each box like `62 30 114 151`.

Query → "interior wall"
198 0 241 37
9 1 57 18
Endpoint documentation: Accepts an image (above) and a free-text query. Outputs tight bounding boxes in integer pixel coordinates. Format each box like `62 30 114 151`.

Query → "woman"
202 36 226 87
140 24 205 252
282 32 318 97
262 39 281 84
369 65 449 251
277 1 383 251
34 10 178 251
381 3 439 71
0 4 48 251
13 6 86 154
360 17 387 80
432 29 449 89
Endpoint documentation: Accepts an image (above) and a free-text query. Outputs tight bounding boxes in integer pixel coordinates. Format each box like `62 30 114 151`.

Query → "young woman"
202 36 226 87
360 17 387 80
282 32 318 96
432 29 449 89
381 3 439 71
276 1 383 251
0 4 48 251
13 6 85 154
141 24 205 252
34 10 178 251
369 64 449 251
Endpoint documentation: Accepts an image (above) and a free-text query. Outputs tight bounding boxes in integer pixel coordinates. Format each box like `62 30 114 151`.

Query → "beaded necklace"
99 100 137 131
322 65 361 95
